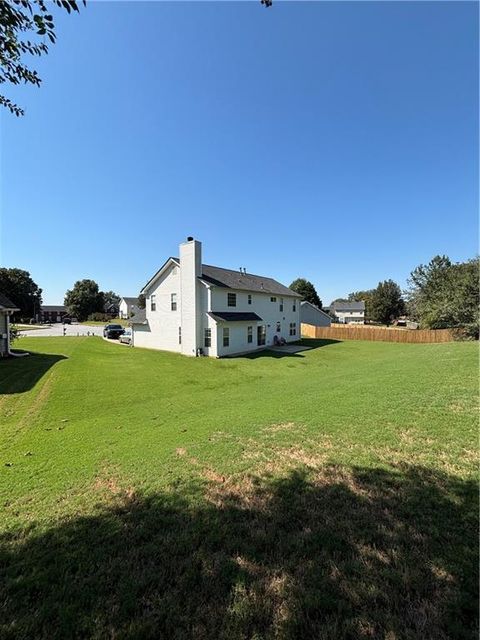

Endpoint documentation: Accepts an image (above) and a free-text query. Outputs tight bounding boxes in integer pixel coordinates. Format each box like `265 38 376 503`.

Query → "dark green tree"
102 290 120 312
0 268 42 319
407 256 479 338
137 293 146 310
0 0 84 116
369 280 405 326
289 278 322 308
64 279 104 321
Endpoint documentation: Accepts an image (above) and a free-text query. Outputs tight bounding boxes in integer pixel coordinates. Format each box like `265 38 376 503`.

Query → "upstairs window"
150 295 156 312
228 293 237 307
280 298 284 312
171 293 177 311
248 294 252 305
270 296 277 303
293 300 296 312
178 326 181 344
204 328 211 348
223 327 229 347
247 326 253 343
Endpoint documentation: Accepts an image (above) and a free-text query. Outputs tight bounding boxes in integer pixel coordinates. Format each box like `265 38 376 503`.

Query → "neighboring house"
0 293 19 357
330 301 365 324
38 305 68 323
132 237 302 357
105 302 120 317
119 297 140 319
300 301 332 327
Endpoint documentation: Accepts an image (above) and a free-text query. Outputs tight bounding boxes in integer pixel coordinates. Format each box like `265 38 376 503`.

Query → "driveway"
18 324 105 337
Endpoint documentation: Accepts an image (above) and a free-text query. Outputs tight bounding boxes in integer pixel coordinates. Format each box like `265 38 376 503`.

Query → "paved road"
19 324 106 338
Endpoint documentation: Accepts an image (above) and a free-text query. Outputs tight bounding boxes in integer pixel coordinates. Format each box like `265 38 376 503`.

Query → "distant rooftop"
331 301 365 312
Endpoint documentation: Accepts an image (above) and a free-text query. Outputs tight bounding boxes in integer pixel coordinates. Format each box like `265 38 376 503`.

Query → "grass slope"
0 337 478 639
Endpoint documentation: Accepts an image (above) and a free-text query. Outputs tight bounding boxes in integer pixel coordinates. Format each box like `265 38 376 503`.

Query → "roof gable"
0 293 19 311
142 258 301 298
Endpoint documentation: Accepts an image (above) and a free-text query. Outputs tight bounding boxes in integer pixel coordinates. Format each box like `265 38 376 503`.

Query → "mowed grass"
0 337 478 639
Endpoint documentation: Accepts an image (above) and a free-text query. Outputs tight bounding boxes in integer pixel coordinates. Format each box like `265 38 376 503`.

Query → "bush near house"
0 337 477 639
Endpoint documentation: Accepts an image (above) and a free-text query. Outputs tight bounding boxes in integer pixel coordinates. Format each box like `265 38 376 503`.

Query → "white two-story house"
132 237 301 357
329 300 365 324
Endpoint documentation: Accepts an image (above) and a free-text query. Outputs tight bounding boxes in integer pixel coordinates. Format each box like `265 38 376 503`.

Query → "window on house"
171 293 177 311
289 322 297 336
247 326 253 343
150 295 156 312
223 327 229 347
204 328 211 348
293 300 296 312
248 294 252 305
257 325 266 346
280 298 284 312
178 326 181 344
270 297 277 302
276 321 281 332
227 293 237 307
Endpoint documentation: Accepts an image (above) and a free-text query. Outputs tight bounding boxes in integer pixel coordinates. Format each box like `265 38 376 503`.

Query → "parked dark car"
62 317 71 325
103 324 125 339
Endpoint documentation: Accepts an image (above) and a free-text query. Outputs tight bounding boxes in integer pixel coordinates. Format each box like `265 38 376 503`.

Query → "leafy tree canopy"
1 0 84 116
0 267 42 319
289 278 322 308
407 255 479 338
64 279 104 321
369 280 405 326
137 293 146 310
103 291 120 311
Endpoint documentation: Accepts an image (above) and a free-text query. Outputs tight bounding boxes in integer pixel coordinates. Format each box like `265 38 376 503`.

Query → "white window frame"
171 293 177 311
150 294 156 312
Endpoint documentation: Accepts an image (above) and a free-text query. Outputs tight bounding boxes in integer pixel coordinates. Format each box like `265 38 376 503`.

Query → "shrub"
87 312 113 322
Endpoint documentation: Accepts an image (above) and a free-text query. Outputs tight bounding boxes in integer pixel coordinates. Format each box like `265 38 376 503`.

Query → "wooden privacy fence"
301 323 454 344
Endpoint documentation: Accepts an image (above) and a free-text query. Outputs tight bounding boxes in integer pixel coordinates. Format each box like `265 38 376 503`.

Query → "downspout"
7 311 29 357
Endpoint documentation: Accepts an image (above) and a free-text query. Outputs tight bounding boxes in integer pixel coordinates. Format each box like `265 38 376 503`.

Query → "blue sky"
1 1 478 305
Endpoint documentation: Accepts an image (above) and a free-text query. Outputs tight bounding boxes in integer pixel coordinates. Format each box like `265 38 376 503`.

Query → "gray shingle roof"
332 301 365 312
129 308 147 324
142 257 301 298
200 264 302 298
121 297 139 306
209 311 263 322
0 293 19 311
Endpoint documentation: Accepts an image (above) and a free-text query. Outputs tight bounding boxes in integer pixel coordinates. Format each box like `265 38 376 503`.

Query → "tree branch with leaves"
0 0 84 116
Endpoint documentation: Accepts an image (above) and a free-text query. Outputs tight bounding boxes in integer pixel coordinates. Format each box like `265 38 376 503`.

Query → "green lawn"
0 337 478 639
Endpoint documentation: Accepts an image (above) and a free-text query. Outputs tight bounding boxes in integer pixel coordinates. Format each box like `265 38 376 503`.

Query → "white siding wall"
133 265 182 353
211 288 300 357
300 303 332 327
335 311 364 324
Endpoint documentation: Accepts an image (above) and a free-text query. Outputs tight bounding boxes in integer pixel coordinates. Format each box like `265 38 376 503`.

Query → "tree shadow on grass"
1 464 477 639
0 351 67 394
